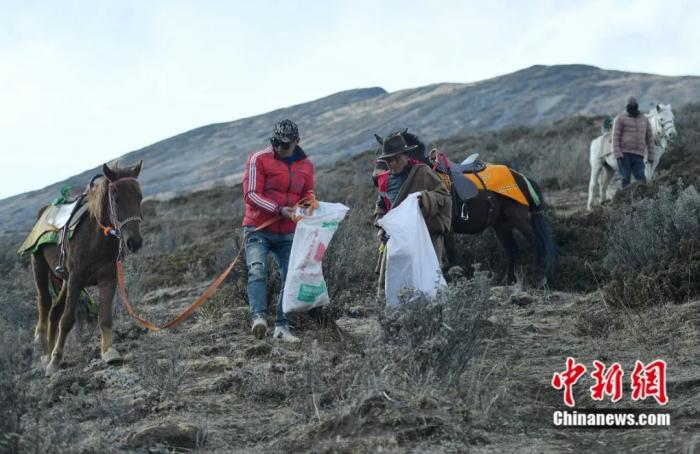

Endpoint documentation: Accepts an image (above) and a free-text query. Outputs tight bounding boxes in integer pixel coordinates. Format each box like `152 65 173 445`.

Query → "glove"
279 206 295 220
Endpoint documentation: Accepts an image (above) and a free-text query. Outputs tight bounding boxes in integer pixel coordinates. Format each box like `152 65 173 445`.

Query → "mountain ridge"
3 64 700 230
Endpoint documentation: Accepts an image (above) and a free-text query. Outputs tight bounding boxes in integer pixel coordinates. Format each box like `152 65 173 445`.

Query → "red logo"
552 357 587 407
552 358 668 406
590 360 624 403
631 360 668 405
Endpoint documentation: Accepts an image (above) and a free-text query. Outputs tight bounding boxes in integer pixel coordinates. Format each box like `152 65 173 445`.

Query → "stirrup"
54 265 67 278
460 204 469 221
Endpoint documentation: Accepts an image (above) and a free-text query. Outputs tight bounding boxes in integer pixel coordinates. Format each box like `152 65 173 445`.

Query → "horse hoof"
40 355 50 367
45 359 60 377
102 347 123 365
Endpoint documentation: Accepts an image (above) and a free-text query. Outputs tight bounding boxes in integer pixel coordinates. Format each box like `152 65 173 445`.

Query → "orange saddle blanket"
463 164 529 206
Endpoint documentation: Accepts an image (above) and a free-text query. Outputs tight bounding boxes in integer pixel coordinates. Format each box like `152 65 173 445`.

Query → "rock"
184 372 244 395
335 317 382 339
510 293 536 307
524 324 538 333
90 368 139 390
126 422 204 449
347 306 364 318
189 355 238 373
244 343 272 359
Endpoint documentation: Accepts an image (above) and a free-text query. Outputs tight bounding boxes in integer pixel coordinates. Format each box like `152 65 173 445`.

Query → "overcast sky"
1 0 698 199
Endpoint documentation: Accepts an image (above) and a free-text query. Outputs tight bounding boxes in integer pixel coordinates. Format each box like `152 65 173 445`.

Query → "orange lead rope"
116 195 317 331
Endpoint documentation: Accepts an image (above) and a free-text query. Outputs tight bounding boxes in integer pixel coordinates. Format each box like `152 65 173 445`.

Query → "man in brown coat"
374 132 452 291
612 96 655 188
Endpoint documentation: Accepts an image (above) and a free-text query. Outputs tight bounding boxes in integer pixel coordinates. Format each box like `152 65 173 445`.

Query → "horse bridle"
652 115 676 144
107 177 142 233
95 176 143 258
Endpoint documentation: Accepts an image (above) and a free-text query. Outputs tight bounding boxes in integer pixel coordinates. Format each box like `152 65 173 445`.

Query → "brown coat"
612 112 655 161
374 163 452 291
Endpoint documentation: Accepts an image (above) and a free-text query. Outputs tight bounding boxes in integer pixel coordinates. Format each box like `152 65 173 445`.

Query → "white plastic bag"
282 201 350 312
378 192 446 306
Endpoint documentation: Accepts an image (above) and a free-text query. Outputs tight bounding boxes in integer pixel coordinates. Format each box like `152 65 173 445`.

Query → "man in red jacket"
242 119 314 342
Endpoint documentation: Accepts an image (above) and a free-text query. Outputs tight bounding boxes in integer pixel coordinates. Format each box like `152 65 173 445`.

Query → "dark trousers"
617 153 646 188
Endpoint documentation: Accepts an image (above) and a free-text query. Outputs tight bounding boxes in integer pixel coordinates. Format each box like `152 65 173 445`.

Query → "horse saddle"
449 153 485 201
18 201 89 256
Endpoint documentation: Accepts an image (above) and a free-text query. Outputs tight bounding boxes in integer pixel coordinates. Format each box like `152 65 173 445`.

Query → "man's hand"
280 206 295 219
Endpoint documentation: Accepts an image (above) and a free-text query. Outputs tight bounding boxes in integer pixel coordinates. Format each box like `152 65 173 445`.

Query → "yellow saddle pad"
18 203 89 256
464 164 529 206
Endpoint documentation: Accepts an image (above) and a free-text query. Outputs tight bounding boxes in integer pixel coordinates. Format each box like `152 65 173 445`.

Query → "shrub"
603 184 700 307
378 267 494 386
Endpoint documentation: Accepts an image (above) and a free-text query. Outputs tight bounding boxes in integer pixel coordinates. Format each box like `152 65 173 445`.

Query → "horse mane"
87 163 141 222
87 176 109 222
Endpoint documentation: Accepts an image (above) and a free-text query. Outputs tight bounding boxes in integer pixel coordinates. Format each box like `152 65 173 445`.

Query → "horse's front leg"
587 160 601 210
31 254 52 354
46 276 81 376
98 278 122 364
600 166 615 204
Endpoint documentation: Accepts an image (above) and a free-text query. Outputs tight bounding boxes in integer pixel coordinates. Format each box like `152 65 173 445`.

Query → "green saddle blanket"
17 203 89 256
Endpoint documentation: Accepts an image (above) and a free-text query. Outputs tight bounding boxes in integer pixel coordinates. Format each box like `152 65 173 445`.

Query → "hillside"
3 64 700 231
1 105 700 452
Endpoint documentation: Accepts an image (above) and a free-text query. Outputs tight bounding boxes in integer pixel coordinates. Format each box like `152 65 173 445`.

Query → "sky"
1 0 699 200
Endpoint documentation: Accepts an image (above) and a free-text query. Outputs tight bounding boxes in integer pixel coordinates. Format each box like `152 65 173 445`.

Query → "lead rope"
116 194 317 331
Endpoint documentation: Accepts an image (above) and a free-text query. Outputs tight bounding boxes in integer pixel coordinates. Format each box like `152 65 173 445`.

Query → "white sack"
377 192 446 306
282 202 349 312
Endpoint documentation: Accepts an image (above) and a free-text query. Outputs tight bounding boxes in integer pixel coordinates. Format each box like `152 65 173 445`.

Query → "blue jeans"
243 226 293 327
617 153 646 188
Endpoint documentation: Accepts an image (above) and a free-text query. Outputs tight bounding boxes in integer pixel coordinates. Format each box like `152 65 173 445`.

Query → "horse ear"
374 134 383 145
131 160 143 178
657 104 662 112
103 163 117 181
402 128 408 134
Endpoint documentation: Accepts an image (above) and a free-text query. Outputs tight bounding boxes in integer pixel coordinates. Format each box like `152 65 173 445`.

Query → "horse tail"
525 178 557 275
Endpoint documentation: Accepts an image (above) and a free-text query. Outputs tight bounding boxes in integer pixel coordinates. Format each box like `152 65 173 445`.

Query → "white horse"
587 104 677 210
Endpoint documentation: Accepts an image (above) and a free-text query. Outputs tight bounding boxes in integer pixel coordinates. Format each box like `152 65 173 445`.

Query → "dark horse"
446 160 556 285
32 162 144 376
373 132 555 285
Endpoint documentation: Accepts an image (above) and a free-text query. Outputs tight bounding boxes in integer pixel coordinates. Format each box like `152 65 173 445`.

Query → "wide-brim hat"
377 133 418 160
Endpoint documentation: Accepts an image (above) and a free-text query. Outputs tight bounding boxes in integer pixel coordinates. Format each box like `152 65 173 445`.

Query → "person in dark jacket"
373 132 452 292
241 119 314 342
612 96 654 188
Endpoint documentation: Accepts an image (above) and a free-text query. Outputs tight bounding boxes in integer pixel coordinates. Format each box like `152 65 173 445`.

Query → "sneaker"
251 317 268 339
273 326 300 343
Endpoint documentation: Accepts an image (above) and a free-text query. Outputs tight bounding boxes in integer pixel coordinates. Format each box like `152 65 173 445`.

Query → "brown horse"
32 162 144 376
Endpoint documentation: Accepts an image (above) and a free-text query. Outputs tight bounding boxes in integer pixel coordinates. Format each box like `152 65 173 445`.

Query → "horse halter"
110 176 142 224
94 176 142 250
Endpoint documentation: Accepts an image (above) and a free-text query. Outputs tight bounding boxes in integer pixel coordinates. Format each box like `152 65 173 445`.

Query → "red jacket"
242 145 315 234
